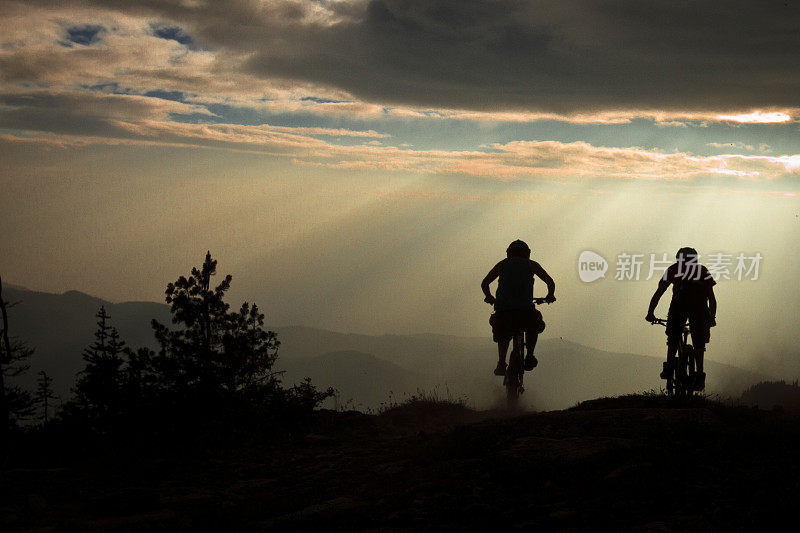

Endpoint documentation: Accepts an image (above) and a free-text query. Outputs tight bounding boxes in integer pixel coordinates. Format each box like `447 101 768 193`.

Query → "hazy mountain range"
2 285 764 410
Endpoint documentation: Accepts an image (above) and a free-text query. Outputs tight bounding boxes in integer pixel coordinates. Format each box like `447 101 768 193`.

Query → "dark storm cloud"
151 24 193 47
239 0 800 112
64 24 107 46
5 0 800 112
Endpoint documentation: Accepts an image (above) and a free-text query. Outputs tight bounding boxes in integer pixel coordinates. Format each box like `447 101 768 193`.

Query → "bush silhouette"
741 380 800 410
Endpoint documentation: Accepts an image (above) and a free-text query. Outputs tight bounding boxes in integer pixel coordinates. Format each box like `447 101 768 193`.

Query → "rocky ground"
2 395 799 531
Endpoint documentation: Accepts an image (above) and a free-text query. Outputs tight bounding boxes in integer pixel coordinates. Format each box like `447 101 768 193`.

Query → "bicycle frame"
503 297 552 408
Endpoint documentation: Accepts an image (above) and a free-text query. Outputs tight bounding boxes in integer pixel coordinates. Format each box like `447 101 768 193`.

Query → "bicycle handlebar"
649 318 667 326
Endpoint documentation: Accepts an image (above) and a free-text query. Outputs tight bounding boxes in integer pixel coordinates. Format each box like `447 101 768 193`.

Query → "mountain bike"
649 318 696 396
504 297 554 408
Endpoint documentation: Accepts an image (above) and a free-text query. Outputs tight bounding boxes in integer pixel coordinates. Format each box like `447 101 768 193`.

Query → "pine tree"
222 302 281 392
151 252 281 400
152 251 232 394
124 347 157 398
74 306 126 421
36 371 57 424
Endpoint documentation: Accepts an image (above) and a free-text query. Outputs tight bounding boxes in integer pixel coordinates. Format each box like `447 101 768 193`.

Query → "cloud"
4 0 800 116
84 0 799 112
2 0 799 131
714 111 793 124
438 142 800 181
0 90 213 137
395 107 800 125
150 23 193 47
30 126 800 182
2 0 799 184
64 24 107 46
0 91 392 160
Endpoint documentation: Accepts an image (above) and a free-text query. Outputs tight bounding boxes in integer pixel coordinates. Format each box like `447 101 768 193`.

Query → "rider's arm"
531 261 556 301
481 261 503 302
707 285 717 325
646 278 670 320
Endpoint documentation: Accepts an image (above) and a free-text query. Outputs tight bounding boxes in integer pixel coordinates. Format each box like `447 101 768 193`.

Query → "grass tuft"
570 390 729 411
377 385 471 415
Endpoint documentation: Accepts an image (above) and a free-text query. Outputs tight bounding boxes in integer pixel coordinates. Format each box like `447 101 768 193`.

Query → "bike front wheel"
505 331 525 409
506 380 520 408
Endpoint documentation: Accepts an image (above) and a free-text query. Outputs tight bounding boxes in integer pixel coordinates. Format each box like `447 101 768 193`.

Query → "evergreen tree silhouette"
57 252 331 438
74 306 126 422
1 338 35 427
222 302 281 392
1 275 35 433
123 347 157 402
36 371 57 425
151 251 281 401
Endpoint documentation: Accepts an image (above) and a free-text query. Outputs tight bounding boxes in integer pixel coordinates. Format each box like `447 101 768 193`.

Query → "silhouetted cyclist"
646 247 717 391
482 240 556 376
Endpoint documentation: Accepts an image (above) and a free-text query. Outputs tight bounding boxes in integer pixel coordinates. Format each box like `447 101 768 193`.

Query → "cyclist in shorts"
481 240 556 376
646 247 717 390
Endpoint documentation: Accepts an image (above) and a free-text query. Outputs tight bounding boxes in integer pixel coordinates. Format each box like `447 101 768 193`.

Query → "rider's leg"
664 303 686 379
491 312 510 375
661 343 678 379
498 338 510 365
526 332 538 357
524 309 543 370
524 332 539 370
694 343 705 373
688 310 709 374
494 338 510 375
688 309 709 389
693 342 706 390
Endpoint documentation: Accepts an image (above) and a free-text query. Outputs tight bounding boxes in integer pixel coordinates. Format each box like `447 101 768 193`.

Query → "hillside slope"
279 350 425 410
2 398 798 531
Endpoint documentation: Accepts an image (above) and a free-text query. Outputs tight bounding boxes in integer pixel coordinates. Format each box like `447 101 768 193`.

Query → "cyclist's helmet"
506 240 531 258
676 247 698 262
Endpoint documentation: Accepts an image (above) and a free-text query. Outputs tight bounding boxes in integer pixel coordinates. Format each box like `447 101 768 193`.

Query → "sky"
1 0 799 377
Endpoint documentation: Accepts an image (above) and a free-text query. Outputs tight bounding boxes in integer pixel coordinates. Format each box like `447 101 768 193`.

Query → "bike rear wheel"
506 377 520 408
684 345 697 396
677 350 688 396
685 344 697 395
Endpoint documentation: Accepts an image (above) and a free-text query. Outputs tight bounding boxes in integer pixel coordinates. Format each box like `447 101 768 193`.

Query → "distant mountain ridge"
2 285 766 409
273 326 765 410
1 285 171 397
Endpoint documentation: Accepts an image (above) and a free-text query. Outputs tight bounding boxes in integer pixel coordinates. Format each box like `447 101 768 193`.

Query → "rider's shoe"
660 361 672 379
524 354 538 371
694 372 706 391
494 361 507 376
